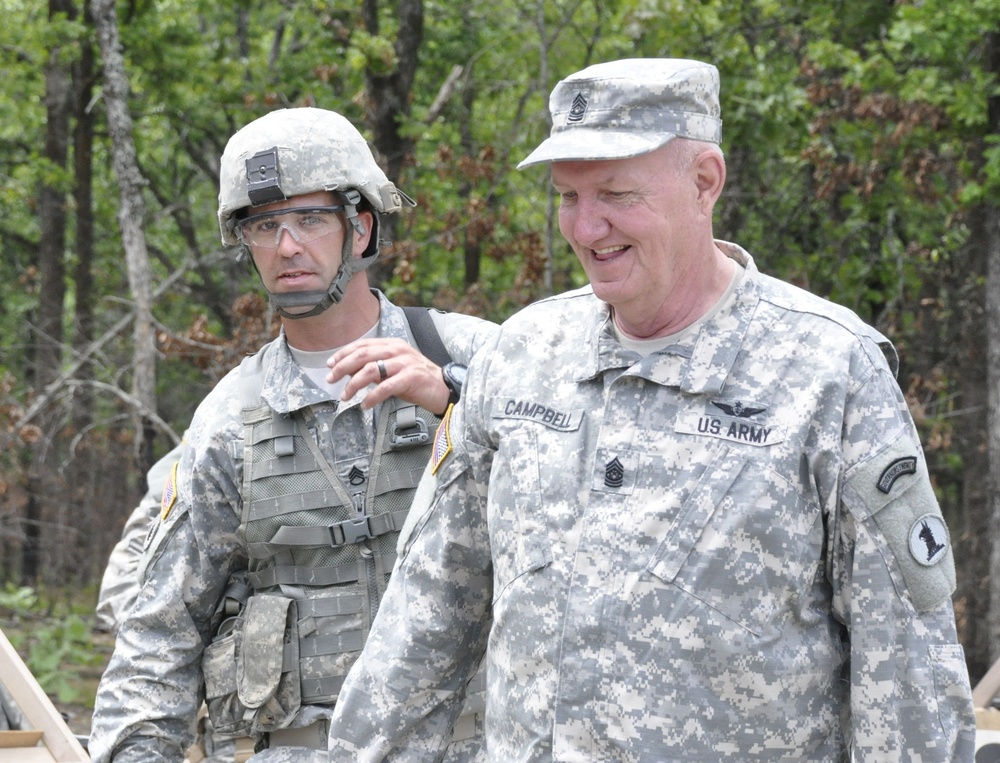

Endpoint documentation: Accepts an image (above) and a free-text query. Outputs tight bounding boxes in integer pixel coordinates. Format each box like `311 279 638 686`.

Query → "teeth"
594 246 624 255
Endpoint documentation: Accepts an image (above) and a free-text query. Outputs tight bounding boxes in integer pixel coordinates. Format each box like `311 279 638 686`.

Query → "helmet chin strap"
254 191 378 320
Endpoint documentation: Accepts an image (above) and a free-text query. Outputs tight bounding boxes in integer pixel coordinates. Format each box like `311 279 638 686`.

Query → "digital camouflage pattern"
217 108 410 246
96 439 184 633
89 292 497 763
327 246 975 762
518 58 723 168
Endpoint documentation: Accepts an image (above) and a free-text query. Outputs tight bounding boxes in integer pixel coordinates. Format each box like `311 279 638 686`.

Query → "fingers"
326 339 450 413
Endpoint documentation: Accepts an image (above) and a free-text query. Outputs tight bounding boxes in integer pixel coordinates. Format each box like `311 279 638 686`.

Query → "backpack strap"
401 306 452 367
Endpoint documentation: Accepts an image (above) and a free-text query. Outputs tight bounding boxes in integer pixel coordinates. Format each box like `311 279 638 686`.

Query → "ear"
352 209 375 257
693 149 726 214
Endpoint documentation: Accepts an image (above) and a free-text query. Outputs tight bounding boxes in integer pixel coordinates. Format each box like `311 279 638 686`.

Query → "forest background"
2 0 1000 722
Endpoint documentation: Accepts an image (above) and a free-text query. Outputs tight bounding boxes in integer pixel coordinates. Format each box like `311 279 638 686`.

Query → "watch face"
447 363 467 388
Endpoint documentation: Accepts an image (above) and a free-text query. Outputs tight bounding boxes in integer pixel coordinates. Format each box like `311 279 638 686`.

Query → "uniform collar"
581 242 759 395
260 290 411 414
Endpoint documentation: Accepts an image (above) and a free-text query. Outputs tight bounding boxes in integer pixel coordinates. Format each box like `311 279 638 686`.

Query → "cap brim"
517 129 676 169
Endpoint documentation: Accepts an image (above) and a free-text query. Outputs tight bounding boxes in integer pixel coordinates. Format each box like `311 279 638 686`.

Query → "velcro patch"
842 437 956 611
160 461 179 520
431 405 453 475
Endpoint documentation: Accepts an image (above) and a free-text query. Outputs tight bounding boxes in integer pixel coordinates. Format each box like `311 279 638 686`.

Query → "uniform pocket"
930 643 974 753
489 428 552 601
647 445 819 635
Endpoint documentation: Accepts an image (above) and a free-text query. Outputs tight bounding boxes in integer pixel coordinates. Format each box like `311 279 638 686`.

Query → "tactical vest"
202 338 443 736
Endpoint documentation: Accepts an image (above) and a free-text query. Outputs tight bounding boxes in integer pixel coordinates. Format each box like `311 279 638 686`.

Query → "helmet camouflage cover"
217 107 408 246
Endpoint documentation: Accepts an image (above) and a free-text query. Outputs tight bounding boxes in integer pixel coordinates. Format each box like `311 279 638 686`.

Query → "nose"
561 199 611 248
273 223 302 255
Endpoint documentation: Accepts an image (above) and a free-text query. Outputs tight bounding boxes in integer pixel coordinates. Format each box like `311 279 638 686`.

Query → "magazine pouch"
235 594 301 733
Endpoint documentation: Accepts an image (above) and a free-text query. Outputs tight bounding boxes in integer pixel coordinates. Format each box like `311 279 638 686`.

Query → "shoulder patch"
160 461 179 520
431 404 453 475
908 514 949 567
842 437 956 611
877 456 917 493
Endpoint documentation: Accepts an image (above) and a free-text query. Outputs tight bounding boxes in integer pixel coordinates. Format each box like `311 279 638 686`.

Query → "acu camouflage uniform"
328 246 976 762
89 292 496 763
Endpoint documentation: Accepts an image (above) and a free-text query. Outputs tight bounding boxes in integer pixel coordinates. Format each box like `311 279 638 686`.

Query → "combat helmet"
218 107 414 318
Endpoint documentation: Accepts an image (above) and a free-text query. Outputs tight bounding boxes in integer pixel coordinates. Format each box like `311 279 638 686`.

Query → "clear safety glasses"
236 205 345 249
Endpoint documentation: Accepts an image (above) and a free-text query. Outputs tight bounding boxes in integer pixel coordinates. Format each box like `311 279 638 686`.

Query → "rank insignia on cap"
908 514 949 566
160 461 179 520
431 404 454 475
567 92 589 123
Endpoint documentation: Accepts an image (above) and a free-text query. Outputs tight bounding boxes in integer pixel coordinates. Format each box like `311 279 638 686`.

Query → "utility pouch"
203 594 302 736
236 594 301 733
203 622 249 736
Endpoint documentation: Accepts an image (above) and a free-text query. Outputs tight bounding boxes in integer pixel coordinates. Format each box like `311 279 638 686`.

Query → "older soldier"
326 58 976 761
89 107 496 763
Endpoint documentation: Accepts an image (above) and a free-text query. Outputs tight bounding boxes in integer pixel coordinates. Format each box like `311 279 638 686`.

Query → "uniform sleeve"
96 438 187 633
328 389 495 762
89 434 244 763
430 311 500 365
832 362 976 762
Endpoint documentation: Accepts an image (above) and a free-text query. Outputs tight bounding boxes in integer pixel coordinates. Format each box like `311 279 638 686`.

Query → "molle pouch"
236 594 301 733
203 619 250 736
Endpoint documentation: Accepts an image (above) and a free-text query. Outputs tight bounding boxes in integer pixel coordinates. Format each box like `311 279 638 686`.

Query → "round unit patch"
908 514 949 567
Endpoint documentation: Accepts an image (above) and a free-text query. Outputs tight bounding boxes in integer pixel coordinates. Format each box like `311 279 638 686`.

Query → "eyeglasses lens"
237 206 344 248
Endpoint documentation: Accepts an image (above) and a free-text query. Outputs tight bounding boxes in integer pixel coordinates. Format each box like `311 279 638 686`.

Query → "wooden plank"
0 749 58 762
974 655 1000 709
0 728 44 746
0 628 88 762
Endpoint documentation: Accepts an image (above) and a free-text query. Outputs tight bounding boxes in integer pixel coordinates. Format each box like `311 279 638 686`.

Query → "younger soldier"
90 107 495 762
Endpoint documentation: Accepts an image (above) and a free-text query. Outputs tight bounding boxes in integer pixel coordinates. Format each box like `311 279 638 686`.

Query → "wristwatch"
441 362 468 408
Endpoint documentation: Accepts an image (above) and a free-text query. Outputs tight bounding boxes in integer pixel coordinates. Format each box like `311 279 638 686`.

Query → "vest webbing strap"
300 675 347 703
283 630 365 668
297 594 364 618
246 467 425 523
247 509 409 559
247 552 398 588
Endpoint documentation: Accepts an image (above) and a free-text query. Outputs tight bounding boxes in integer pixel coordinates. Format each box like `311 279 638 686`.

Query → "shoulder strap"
236 342 274 410
401 306 452 367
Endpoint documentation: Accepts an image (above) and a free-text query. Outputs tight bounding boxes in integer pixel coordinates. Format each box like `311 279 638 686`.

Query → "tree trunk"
91 0 157 471
984 28 1000 676
362 0 423 288
24 0 76 584
73 1 97 429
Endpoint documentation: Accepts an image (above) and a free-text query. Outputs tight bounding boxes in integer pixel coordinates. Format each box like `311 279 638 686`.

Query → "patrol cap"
518 58 722 168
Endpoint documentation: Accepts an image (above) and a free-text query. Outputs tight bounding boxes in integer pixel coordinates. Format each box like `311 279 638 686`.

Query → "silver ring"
376 359 388 382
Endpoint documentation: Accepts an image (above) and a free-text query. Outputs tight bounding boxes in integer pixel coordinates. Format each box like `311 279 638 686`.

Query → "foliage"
1 584 105 706
0 0 997 674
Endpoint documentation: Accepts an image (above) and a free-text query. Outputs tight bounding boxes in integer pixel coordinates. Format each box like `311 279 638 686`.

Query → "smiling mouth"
592 245 628 260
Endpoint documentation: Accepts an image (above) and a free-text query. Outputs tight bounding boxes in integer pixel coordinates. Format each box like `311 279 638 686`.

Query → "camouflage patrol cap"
218 107 409 245
518 58 722 168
